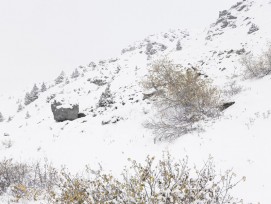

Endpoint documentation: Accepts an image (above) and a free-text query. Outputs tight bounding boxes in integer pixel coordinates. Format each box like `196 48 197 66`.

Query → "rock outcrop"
51 96 79 122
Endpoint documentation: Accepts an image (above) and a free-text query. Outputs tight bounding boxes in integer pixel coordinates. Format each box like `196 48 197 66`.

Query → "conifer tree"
0 112 4 122
24 92 32 106
176 40 182 51
30 84 39 101
17 104 24 112
41 82 47 92
55 71 65 85
71 68 80 78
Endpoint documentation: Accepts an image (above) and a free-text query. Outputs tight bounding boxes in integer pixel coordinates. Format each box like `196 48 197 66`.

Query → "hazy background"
0 0 238 94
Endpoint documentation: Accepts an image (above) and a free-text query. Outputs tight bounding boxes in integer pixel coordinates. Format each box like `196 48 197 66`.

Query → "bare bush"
223 80 243 97
0 155 245 203
50 153 244 204
0 159 58 202
241 46 271 78
142 58 221 141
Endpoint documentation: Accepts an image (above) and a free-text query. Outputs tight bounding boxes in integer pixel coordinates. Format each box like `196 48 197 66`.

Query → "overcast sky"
0 0 238 94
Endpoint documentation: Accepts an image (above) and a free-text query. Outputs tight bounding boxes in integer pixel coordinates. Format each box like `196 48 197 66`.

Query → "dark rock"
78 113 86 118
220 102 235 111
143 92 157 100
228 15 237 20
51 98 79 122
238 5 246 11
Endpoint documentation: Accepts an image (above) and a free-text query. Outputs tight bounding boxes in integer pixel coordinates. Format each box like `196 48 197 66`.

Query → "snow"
1 0 271 203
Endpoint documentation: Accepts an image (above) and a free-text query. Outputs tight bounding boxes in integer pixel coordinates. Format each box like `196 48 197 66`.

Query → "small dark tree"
176 40 182 51
17 104 24 112
24 92 32 106
55 71 65 85
41 82 47 92
98 85 114 107
71 68 80 79
7 116 13 122
65 77 70 84
0 112 4 122
30 84 39 101
24 84 40 106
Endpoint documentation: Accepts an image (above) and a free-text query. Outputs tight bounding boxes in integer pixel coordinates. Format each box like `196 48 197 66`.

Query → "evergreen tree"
17 104 24 112
41 82 47 92
30 84 39 101
55 71 65 85
71 68 80 78
65 77 70 84
176 40 182 51
7 116 13 122
146 42 153 55
0 112 4 122
24 92 32 106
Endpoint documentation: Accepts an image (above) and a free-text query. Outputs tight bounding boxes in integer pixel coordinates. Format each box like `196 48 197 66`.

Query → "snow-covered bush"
0 159 58 202
51 154 244 204
143 58 221 141
46 94 56 103
241 45 271 78
98 85 114 107
0 155 245 203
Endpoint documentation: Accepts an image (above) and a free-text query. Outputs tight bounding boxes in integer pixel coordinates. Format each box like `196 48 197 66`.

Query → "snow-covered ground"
1 0 271 203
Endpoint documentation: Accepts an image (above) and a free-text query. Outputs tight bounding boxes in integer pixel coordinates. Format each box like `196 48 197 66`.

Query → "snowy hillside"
1 0 271 203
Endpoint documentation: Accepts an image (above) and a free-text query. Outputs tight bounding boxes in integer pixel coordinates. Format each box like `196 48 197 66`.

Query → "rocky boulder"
51 96 79 122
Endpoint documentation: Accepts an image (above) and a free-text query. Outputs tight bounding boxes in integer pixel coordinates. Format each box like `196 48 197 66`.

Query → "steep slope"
1 0 271 203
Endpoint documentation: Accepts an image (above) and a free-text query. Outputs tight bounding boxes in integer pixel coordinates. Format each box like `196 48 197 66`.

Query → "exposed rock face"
51 97 79 122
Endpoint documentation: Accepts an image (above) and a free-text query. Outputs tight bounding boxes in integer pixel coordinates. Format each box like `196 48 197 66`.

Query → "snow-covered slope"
1 0 271 203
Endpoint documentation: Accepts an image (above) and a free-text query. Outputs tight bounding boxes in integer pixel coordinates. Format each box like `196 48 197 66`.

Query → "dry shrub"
50 154 244 204
241 45 271 78
0 155 245 203
0 159 58 202
142 58 221 141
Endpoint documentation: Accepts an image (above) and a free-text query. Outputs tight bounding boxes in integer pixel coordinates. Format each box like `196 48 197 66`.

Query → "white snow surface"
1 0 271 203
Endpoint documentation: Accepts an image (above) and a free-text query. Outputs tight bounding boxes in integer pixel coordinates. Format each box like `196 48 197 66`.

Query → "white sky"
0 0 238 94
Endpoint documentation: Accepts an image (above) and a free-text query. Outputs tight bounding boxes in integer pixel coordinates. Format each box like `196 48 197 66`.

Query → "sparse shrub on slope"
142 58 221 141
241 45 271 78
